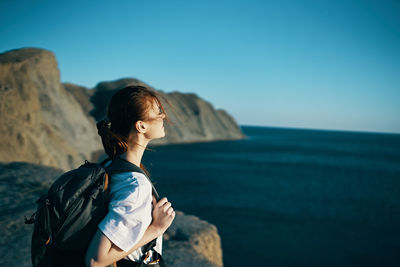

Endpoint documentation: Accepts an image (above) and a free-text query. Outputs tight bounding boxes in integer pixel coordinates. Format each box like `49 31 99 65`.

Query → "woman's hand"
85 197 175 267
152 197 175 234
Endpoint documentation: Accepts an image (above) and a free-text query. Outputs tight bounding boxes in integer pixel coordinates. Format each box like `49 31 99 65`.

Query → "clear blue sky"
1 0 399 133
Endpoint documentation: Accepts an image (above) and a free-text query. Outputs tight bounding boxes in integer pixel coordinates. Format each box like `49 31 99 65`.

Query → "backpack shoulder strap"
107 157 161 260
105 157 160 201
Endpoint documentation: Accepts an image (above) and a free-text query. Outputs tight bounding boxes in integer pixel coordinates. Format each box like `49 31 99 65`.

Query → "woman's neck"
120 137 149 167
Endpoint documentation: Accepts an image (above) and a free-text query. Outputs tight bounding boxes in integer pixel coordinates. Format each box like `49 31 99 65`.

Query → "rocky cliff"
63 82 94 116
87 78 245 145
0 162 223 266
0 47 244 170
0 48 101 171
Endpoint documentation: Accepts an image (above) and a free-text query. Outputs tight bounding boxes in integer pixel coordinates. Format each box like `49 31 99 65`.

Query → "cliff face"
88 78 245 145
154 91 244 145
63 82 94 116
0 47 244 170
0 162 223 267
0 48 101 170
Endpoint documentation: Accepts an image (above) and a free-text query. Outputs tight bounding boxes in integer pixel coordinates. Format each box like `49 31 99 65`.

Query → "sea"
143 126 400 267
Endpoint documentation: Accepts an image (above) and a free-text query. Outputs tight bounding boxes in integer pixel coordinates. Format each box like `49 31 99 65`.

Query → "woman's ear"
135 121 147 133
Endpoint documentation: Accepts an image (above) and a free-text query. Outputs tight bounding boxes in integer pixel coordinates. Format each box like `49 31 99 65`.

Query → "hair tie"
96 118 112 136
104 118 111 129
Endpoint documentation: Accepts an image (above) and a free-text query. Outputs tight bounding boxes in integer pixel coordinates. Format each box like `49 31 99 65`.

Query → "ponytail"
96 119 128 158
96 85 167 178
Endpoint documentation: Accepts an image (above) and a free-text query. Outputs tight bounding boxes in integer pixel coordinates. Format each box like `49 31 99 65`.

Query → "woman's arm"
85 197 175 267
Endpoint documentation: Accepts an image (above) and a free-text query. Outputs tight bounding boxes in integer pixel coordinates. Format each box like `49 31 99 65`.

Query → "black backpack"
26 157 160 267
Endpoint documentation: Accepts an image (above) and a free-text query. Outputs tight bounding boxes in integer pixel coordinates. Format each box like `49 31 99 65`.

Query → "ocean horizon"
241 124 400 136
144 125 400 267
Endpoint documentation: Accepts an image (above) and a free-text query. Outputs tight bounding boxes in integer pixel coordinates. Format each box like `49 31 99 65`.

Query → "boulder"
164 211 223 267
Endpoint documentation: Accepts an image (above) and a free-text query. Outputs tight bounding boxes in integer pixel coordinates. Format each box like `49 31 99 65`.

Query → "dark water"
143 126 400 267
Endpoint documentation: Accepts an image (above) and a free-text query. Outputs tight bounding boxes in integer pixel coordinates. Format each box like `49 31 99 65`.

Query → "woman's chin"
153 132 166 140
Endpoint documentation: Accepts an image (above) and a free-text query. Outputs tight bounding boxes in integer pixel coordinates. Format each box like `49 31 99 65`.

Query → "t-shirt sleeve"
98 173 153 252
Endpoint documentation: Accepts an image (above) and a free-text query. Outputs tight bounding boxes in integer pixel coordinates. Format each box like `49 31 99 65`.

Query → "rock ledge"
0 162 223 266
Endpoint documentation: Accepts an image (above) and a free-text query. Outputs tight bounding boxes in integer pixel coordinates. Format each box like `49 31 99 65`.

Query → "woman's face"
143 99 166 140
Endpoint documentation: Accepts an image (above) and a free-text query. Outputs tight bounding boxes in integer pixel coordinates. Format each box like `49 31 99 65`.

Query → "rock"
0 47 244 171
0 162 222 266
63 82 94 116
89 78 148 121
87 78 245 145
0 162 63 266
153 91 244 145
0 48 102 171
164 211 223 267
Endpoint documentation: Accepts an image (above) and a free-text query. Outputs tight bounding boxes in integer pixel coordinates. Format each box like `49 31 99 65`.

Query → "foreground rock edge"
0 161 223 267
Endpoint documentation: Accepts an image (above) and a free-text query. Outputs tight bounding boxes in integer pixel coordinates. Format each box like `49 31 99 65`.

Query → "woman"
85 85 175 267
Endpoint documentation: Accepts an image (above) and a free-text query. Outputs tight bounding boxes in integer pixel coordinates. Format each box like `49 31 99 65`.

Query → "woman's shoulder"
104 160 150 187
112 171 150 186
110 171 152 200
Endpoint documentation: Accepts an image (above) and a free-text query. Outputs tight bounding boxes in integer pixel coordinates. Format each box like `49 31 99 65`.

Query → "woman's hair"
96 85 167 159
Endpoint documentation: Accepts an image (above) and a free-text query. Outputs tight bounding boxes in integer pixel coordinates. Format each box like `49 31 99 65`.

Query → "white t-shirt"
98 167 162 262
